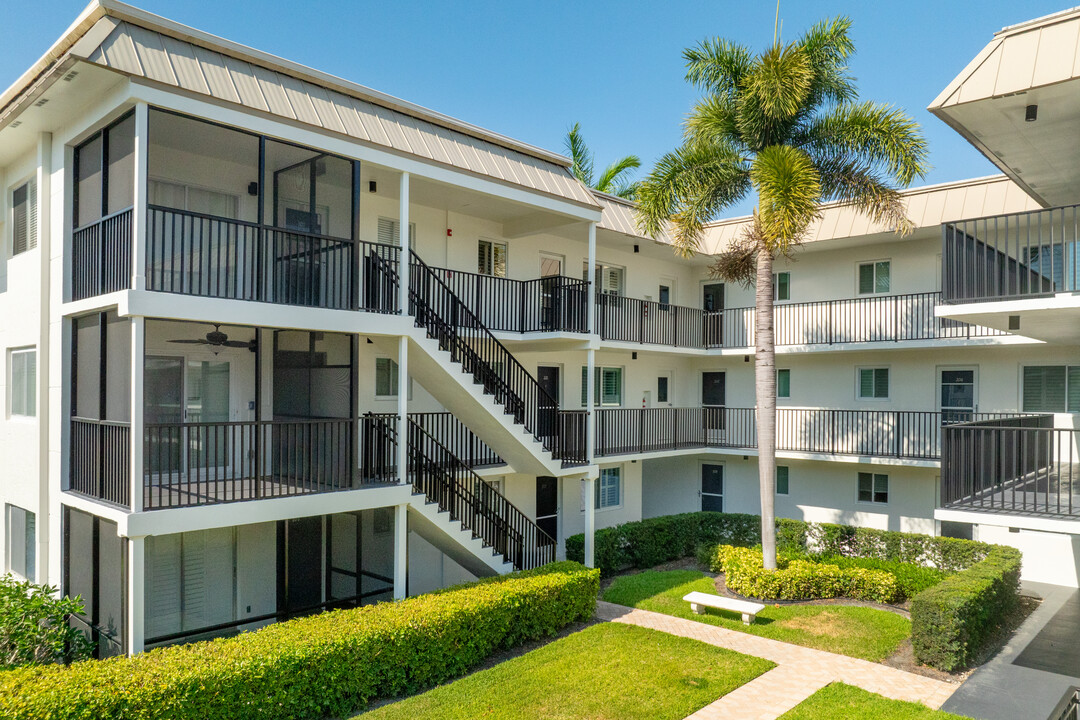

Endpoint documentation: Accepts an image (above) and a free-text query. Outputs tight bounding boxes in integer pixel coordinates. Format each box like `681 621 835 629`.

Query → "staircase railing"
408 251 562 457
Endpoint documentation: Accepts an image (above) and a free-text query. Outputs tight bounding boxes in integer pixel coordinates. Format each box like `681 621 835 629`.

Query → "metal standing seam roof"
700 176 1041 255
929 6 1080 110
1 1 600 212
593 191 674 244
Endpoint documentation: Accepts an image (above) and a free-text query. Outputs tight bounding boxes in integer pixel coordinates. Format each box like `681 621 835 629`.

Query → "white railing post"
583 474 596 568
393 503 408 599
398 172 410 314
586 348 596 464
131 103 148 291
127 535 144 654
130 316 144 512
396 335 408 487
587 222 597 334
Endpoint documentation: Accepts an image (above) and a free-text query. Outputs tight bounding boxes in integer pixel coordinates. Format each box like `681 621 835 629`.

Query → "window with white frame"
377 217 416 248
583 262 624 296
773 272 790 301
857 260 890 294
375 357 410 399
1022 365 1080 413
777 369 791 399
477 239 507 277
857 367 889 400
5 504 35 581
857 472 888 504
9 348 36 417
596 466 621 509
11 179 37 256
581 366 623 407
776 465 790 495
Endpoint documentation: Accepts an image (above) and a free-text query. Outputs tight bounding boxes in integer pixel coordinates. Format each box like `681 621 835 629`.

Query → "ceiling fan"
168 324 256 351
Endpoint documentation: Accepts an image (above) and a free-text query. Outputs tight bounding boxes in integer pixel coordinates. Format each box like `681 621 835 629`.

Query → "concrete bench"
682 591 765 625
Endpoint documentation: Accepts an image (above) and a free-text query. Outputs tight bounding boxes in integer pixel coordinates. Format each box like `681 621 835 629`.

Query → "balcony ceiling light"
1025 104 1038 122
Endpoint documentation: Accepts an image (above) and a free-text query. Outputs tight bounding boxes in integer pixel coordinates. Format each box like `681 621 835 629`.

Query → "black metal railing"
429 266 589 333
69 418 130 507
600 291 1006 349
142 418 364 510
72 209 133 301
942 204 1079 303
941 415 1080 517
146 205 400 312
593 408 1027 461
408 251 562 456
406 418 555 571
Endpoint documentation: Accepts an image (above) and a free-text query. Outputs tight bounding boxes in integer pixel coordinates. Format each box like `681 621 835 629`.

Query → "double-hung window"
477 240 507 277
857 367 889 400
581 366 622 407
596 467 621 509
858 472 889 504
858 260 890 294
5 504 35 581
9 348 36 417
1022 365 1080 412
11 180 37 255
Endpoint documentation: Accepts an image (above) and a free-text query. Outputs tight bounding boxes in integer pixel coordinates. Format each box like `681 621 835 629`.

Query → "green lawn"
357 622 774 720
780 683 968 719
603 570 910 662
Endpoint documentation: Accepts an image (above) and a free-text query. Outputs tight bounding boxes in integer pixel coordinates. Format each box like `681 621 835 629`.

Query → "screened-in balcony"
941 415 1080 518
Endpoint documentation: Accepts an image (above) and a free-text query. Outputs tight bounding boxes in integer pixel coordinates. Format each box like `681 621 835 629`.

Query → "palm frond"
797 101 930 186
750 144 821 251
684 38 753 95
798 16 857 105
684 94 743 148
563 122 594 187
743 43 813 123
817 158 915 235
612 180 640 200
635 139 750 256
596 155 642 195
709 225 759 286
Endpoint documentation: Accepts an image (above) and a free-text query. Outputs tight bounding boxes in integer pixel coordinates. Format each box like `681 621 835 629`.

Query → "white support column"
131 103 149 291
583 474 596 569
398 172 410 314
130 317 145 512
36 131 52 584
586 347 596 464
396 335 408 487
586 222 597 334
393 503 408 600
127 535 145 654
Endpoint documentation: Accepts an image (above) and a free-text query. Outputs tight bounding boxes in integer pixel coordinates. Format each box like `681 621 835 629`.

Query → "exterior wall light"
1025 104 1038 122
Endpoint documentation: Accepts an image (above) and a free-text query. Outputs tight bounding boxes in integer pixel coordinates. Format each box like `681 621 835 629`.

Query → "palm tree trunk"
755 247 777 570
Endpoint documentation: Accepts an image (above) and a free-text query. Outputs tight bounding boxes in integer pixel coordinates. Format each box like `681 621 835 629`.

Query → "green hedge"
910 545 1022 671
566 512 991 577
0 562 598 720
797 554 947 599
707 545 902 603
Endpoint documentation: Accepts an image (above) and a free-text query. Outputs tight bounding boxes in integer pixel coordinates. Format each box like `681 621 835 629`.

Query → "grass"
357 622 775 720
779 683 969 719
603 570 911 662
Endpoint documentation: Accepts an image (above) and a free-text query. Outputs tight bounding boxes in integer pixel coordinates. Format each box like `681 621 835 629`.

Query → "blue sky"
1 1 1069 216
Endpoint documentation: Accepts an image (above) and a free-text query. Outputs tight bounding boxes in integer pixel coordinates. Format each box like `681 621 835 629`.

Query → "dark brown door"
536 476 558 545
702 371 726 431
701 464 724 512
537 366 559 440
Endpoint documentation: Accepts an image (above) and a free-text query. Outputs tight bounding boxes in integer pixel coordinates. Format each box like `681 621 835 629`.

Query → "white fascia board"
935 507 1080 535
596 446 939 468
62 493 132 535
126 82 602 223
936 294 1080 318
122 290 411 337
126 484 414 537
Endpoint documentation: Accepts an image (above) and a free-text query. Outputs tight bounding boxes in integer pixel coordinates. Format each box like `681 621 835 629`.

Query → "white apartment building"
0 1 1077 658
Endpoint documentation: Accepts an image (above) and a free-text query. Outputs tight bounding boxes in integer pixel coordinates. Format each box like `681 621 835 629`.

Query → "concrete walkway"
596 601 957 720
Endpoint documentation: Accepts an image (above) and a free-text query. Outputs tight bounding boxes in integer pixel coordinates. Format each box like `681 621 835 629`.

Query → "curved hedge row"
910 545 1022 671
0 562 599 720
706 545 902 603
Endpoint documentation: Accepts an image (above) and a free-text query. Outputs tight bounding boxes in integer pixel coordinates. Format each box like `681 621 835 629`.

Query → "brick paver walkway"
596 601 957 720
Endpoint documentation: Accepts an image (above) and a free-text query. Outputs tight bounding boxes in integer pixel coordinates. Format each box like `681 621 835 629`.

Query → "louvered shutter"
377 218 414 248
27 179 37 250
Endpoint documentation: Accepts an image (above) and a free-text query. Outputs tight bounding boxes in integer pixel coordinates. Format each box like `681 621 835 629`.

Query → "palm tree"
636 17 929 569
565 122 641 199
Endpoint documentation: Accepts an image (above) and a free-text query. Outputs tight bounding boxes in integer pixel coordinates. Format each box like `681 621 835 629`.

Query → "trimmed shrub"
910 545 1022 671
802 555 947 599
0 574 93 669
805 523 990 572
707 545 902 603
0 562 598 720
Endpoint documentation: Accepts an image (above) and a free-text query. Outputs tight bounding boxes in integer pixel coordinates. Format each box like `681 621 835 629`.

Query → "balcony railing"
941 415 1080 517
72 209 133 301
942 204 1079 303
600 291 1006 349
142 418 366 510
69 418 131 507
430 266 589 333
594 408 1026 461
146 205 400 312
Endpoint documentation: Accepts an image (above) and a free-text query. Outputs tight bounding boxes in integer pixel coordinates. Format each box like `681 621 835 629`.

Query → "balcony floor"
945 463 1080 518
